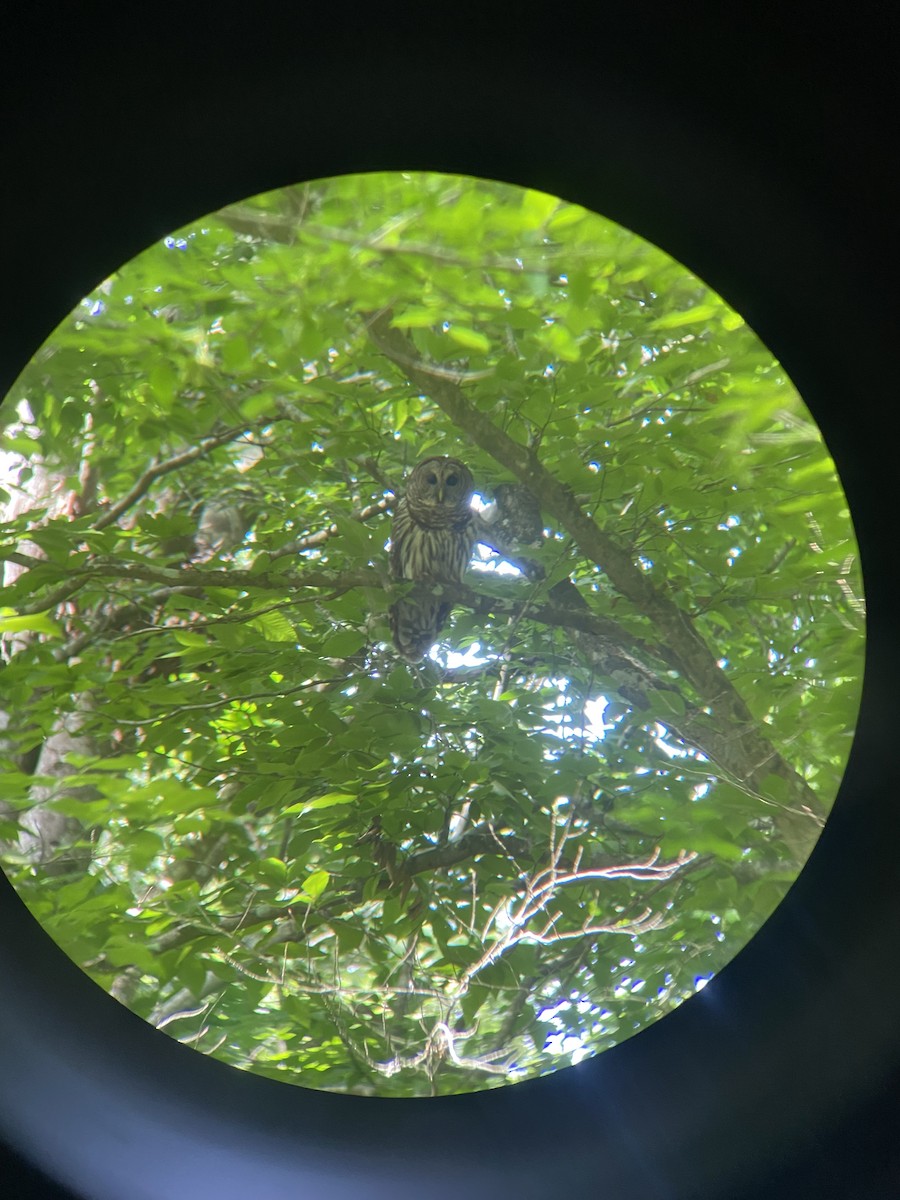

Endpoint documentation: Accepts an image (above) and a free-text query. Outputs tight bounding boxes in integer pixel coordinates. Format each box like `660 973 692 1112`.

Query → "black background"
1 10 898 1199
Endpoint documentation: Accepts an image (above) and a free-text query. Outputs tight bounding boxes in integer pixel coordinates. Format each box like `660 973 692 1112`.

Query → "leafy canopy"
0 172 863 1096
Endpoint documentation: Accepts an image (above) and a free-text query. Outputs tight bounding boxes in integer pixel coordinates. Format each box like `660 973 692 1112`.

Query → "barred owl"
389 456 476 661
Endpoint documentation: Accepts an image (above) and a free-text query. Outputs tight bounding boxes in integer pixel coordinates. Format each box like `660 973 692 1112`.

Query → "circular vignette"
1 170 863 1102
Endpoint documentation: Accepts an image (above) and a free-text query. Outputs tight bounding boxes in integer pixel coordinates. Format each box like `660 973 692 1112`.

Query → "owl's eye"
427 473 438 486
446 473 458 487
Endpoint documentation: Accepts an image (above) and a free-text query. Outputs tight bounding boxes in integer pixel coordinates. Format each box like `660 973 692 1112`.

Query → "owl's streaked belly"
402 524 472 582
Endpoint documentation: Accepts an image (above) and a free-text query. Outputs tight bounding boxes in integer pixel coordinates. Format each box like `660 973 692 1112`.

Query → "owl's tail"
389 584 452 663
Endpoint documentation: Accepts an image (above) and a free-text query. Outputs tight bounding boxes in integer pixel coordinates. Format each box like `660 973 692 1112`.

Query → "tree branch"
400 827 532 879
268 497 390 562
364 309 827 859
95 425 255 530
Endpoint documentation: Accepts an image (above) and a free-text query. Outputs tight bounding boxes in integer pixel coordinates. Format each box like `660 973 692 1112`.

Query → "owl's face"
409 457 474 509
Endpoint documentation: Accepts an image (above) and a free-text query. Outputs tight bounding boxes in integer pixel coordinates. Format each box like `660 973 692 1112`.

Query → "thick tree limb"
366 309 714 683
13 553 679 703
364 308 827 860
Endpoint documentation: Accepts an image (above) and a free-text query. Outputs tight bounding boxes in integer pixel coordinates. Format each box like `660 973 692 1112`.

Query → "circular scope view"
0 172 864 1096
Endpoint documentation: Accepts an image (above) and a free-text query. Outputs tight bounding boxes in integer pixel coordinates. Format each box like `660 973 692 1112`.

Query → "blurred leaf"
301 869 330 900
446 325 490 353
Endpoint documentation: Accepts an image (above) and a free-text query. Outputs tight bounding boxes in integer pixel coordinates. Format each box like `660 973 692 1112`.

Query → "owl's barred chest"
408 502 472 532
390 501 475 583
410 523 473 582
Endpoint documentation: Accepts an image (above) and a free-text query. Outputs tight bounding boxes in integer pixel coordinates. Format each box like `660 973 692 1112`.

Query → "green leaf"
682 832 745 862
321 629 365 658
285 792 357 814
256 857 288 885
649 303 720 331
248 610 297 643
0 608 61 636
221 335 251 371
445 325 490 353
391 307 438 330
521 188 559 225
301 869 330 900
460 982 491 1025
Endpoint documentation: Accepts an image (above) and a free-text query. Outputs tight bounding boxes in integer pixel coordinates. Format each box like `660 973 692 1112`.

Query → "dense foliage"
0 173 863 1096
